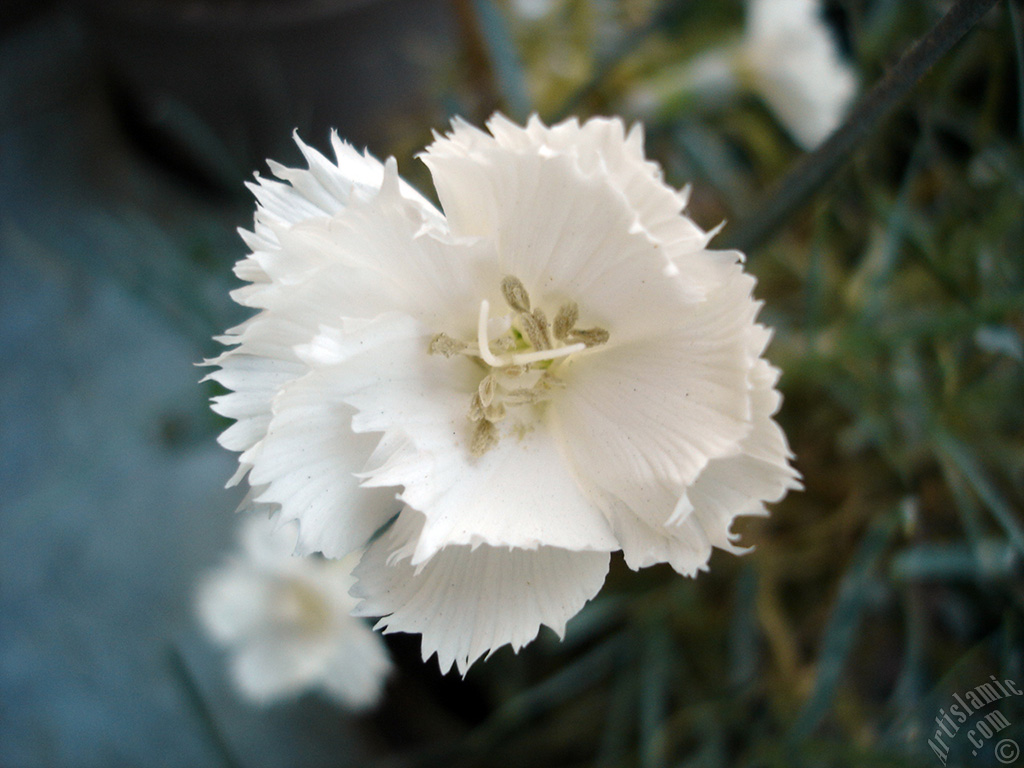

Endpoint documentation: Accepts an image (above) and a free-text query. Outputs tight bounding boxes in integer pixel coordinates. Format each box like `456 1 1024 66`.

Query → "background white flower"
207 113 800 674
196 516 392 708
628 0 858 149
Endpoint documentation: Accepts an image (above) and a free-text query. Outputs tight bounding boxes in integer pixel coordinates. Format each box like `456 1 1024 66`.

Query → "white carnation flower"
196 516 392 708
206 113 800 674
739 0 858 148
630 0 858 149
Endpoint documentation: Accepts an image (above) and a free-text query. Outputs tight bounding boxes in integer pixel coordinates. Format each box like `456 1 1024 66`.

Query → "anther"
501 276 531 312
429 333 467 357
569 327 610 347
471 419 500 457
519 311 550 352
532 309 552 349
502 388 546 406
537 372 567 390
483 401 507 422
553 302 579 340
478 375 497 407
468 393 485 421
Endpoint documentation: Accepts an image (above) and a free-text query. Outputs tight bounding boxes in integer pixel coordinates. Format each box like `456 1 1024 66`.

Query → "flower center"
429 275 609 457
272 578 331 636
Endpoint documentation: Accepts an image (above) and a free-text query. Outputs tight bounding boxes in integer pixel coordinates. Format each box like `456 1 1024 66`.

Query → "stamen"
553 302 579 340
468 393 485 421
452 280 609 458
537 372 567 390
501 275 531 312
532 309 552 349
429 333 467 357
502 388 546 406
471 419 500 457
569 327 610 347
510 342 586 366
519 311 551 351
483 401 507 422
478 375 497 407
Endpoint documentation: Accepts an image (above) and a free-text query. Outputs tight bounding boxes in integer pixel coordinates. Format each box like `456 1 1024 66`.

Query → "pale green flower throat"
429 276 609 457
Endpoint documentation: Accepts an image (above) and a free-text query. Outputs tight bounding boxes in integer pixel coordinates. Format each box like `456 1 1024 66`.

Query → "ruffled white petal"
239 512 305 566
247 371 398 558
428 144 642 301
205 315 312 465
210 134 441 493
230 635 335 703
428 144 715 351
245 164 486 334
196 565 269 644
592 359 800 574
212 141 487 534
352 510 610 674
317 623 394 710
248 131 442 230
595 491 714 575
495 114 720 266
680 358 802 523
554 267 760 527
423 115 735 302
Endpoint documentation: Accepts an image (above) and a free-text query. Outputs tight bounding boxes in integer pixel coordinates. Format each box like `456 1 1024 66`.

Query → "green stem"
722 0 1001 254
